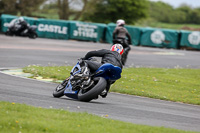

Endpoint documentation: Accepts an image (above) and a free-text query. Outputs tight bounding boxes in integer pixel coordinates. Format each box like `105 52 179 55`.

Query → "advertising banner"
68 21 107 42
37 19 69 40
140 28 179 48
105 23 142 46
0 14 17 32
180 30 200 50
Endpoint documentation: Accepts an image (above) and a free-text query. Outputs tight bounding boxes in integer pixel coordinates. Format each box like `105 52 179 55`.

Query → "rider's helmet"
116 19 125 26
18 17 24 22
111 44 124 55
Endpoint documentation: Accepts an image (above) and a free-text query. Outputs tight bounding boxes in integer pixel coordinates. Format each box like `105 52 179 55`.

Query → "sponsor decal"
150 30 165 44
73 23 98 38
38 24 68 34
188 31 200 45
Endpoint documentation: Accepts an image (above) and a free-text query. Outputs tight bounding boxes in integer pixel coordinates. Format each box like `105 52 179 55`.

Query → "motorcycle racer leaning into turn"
82 44 124 98
8 17 29 36
16 17 29 35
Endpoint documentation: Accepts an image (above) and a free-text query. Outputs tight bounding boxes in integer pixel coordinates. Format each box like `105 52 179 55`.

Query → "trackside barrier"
37 19 69 40
1 14 200 50
179 30 200 50
140 28 179 49
0 14 38 32
68 21 107 42
0 16 1 32
0 14 17 32
105 23 142 46
0 14 107 42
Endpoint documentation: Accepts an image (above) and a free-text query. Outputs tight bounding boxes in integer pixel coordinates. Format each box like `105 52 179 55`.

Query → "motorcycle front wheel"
5 31 14 36
78 77 107 102
53 79 68 98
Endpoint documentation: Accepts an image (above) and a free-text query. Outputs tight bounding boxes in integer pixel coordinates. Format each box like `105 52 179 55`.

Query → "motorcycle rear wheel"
29 33 37 39
53 79 68 98
78 77 107 102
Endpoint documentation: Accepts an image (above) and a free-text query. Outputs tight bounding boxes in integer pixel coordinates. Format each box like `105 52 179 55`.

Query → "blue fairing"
94 63 122 81
64 80 78 99
71 62 81 75
63 62 81 99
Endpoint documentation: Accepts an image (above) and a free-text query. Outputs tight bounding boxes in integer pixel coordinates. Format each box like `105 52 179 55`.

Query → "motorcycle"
53 59 122 102
113 38 131 65
5 22 38 39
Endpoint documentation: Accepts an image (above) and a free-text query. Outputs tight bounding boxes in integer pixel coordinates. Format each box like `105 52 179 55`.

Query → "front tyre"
5 31 13 36
78 77 107 102
53 79 68 98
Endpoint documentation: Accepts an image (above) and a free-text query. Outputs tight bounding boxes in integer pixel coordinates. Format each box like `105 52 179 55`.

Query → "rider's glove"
79 57 85 61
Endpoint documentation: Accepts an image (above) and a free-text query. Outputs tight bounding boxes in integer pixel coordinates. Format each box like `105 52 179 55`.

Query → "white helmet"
18 17 24 22
116 19 125 26
111 44 124 55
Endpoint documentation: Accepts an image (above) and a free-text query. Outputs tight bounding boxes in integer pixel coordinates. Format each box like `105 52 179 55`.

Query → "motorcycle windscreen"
95 63 122 81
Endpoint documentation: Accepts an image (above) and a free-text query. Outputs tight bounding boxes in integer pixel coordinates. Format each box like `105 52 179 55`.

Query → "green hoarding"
37 19 69 40
0 14 38 32
105 23 142 46
180 30 200 50
140 28 179 48
68 21 107 42
0 14 17 32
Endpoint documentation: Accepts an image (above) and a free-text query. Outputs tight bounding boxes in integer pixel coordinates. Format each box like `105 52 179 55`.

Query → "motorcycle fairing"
63 62 82 99
71 62 82 75
64 80 78 99
94 63 122 81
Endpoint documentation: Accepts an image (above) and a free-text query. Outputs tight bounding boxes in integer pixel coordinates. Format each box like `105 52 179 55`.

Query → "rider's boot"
100 82 111 98
100 90 107 98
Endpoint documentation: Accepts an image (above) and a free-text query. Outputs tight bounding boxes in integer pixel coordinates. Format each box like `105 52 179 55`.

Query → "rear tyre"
78 77 107 102
53 79 68 98
29 33 37 39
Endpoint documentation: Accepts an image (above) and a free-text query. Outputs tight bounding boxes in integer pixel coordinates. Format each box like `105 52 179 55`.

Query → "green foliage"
22 66 200 105
148 1 200 24
0 0 45 16
0 101 196 133
0 0 16 15
82 0 149 24
32 2 59 19
189 8 200 24
149 1 174 23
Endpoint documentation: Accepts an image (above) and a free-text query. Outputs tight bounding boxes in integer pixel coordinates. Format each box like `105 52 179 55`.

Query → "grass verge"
23 65 200 105
135 21 200 30
0 101 198 133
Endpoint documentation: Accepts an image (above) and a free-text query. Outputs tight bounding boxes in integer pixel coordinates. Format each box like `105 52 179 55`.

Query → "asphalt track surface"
0 34 200 132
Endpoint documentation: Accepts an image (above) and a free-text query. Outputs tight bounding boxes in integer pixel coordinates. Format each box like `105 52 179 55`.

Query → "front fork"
62 77 70 86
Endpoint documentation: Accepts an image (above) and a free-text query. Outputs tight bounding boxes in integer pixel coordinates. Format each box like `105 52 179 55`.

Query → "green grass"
135 21 200 30
23 65 73 80
112 68 200 105
23 65 200 105
0 101 198 133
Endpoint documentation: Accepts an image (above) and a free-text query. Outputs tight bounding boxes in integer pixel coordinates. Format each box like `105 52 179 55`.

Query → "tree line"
0 0 200 25
149 1 200 24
